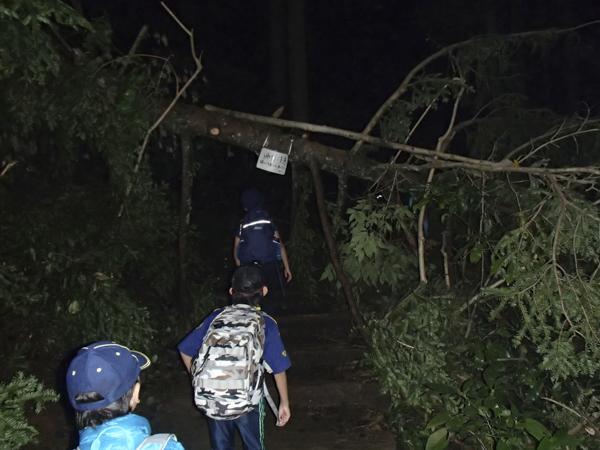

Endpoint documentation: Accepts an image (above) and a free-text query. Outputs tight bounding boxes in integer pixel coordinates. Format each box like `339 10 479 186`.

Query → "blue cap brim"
131 350 151 370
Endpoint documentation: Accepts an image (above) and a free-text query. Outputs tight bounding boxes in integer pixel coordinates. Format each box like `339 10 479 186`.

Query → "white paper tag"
256 148 289 175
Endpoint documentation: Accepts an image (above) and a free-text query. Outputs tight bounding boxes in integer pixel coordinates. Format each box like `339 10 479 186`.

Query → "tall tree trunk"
269 0 287 111
310 160 369 344
288 0 309 121
179 134 194 331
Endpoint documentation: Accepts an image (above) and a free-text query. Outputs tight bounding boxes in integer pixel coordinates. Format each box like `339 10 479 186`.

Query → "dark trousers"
260 261 284 317
207 401 265 450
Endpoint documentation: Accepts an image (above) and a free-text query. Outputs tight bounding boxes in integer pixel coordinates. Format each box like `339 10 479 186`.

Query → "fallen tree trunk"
161 102 414 183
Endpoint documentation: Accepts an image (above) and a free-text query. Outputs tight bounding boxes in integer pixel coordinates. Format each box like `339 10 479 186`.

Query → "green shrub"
0 373 58 450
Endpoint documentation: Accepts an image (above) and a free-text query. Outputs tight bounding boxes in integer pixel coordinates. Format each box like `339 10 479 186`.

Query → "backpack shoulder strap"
135 433 176 450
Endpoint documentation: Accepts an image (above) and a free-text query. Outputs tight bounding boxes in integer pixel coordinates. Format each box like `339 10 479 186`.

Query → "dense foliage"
3 1 600 450
0 0 215 376
321 31 600 449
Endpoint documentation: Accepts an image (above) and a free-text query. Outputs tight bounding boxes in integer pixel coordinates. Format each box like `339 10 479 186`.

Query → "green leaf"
496 441 510 450
483 364 502 387
485 343 509 362
425 428 449 450
68 300 79 314
426 409 451 429
445 415 468 432
516 418 550 441
412 198 430 212
469 243 483 263
537 436 558 450
490 254 508 275
551 428 580 447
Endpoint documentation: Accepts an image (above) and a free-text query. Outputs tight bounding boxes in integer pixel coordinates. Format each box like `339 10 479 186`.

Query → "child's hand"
277 403 291 426
284 268 292 282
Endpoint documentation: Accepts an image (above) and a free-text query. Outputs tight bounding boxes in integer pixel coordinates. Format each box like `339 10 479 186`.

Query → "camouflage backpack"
191 304 269 420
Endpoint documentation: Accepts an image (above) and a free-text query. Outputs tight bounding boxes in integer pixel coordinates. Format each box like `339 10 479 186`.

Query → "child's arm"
274 231 292 282
180 352 193 373
233 236 241 266
274 371 291 426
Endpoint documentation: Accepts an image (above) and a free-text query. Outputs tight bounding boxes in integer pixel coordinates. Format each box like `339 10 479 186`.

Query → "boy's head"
230 263 268 307
66 341 150 429
240 188 264 211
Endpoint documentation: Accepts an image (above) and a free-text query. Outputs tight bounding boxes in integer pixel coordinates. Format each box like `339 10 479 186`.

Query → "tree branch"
418 86 466 283
349 21 600 156
119 4 203 216
310 159 370 344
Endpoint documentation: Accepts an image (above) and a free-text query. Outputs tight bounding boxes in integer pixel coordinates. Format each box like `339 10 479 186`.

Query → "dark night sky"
81 0 600 130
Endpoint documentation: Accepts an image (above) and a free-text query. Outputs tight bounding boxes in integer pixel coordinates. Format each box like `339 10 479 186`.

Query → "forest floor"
23 287 396 450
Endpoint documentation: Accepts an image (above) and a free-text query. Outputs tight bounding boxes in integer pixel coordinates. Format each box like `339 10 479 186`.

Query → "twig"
118 3 203 215
350 21 600 156
205 104 600 182
541 396 586 420
548 176 574 328
119 24 149 74
459 278 505 313
418 85 466 283
441 229 451 289
1 161 17 178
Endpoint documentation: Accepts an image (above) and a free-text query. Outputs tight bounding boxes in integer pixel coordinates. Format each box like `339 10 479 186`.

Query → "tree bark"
162 103 403 183
310 160 369 344
179 134 194 331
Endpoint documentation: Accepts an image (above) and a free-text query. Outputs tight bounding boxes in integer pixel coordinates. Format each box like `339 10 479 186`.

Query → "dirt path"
23 298 396 449
146 311 395 450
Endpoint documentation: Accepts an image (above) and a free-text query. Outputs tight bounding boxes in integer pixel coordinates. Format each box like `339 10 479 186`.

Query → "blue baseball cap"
240 188 264 210
66 341 151 412
232 263 265 294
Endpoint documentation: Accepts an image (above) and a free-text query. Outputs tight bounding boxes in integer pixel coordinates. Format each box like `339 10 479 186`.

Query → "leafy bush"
322 198 418 304
0 373 58 450
288 169 325 301
345 178 600 449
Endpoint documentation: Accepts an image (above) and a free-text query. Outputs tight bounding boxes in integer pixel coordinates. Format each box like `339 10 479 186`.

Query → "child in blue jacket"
67 341 184 450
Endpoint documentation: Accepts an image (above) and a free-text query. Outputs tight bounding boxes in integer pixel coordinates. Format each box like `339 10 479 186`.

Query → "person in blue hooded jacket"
233 188 292 316
66 341 185 450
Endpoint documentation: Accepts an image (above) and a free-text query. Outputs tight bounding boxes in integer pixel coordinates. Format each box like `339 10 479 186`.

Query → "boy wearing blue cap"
178 264 291 450
67 341 184 450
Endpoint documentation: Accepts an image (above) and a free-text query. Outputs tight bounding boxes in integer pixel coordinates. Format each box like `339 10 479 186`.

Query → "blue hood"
240 188 264 210
77 414 150 450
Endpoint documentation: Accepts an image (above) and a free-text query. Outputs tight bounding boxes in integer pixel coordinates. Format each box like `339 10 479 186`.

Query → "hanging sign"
256 137 293 175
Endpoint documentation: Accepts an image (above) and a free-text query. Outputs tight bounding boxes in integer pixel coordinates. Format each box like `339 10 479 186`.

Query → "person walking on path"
66 341 185 450
178 264 291 450
233 188 292 316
